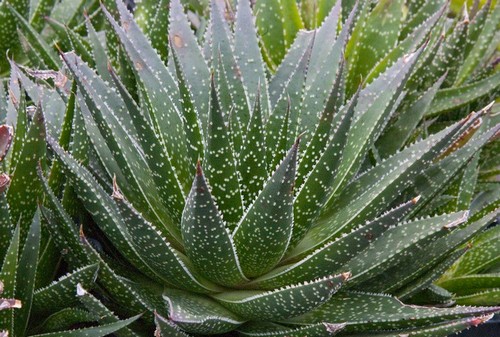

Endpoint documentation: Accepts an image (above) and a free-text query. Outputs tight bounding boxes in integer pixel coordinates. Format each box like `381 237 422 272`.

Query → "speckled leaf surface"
286 291 500 331
163 289 245 334
212 274 348 320
181 163 246 287
238 321 345 337
232 141 298 278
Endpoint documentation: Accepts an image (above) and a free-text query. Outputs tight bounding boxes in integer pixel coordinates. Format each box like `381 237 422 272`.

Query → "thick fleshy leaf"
13 211 41 336
61 51 183 245
376 74 446 158
426 72 500 117
213 273 347 321
455 2 500 85
76 284 140 337
238 322 345 337
234 0 270 117
291 85 358 246
232 140 298 278
455 289 500 306
325 45 423 208
181 163 247 286
210 0 250 138
134 0 169 61
170 45 204 168
346 315 495 337
204 77 244 228
154 312 192 337
238 89 268 207
33 308 97 334
288 110 479 260
7 5 60 70
28 315 141 337
168 0 210 130
343 211 469 287
6 105 46 244
253 198 418 289
286 291 500 331
104 3 193 193
112 181 224 293
48 138 220 294
346 0 404 96
0 225 20 335
39 173 149 315
254 0 304 69
32 264 99 314
163 289 245 334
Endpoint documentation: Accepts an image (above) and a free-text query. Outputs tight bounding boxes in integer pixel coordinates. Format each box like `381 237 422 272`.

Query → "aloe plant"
1 0 499 336
0 90 140 336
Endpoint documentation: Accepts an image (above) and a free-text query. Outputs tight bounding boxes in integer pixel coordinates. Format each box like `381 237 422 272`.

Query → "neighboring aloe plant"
0 92 139 336
1 0 499 336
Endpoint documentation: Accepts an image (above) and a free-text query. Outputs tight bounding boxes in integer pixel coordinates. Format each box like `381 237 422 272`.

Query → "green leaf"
346 0 404 96
134 0 169 61
154 312 192 337
0 225 20 335
168 0 210 131
254 0 304 69
266 33 313 169
455 289 500 306
291 83 358 246
252 198 418 289
346 315 495 337
181 163 247 287
232 140 298 278
104 3 194 194
400 0 445 41
299 1 354 143
376 73 446 158
32 308 96 334
32 264 99 315
212 274 347 321
39 171 150 315
238 89 268 207
365 4 444 84
328 45 423 206
113 185 224 293
234 0 270 117
449 225 500 276
288 108 477 260
163 289 245 334
7 104 46 244
76 284 140 337
394 248 468 300
210 0 250 148
204 77 244 228
8 5 60 70
285 291 500 331
170 45 204 169
426 72 500 117
29 0 57 31
456 152 480 210
14 211 41 336
238 322 345 337
0 0 29 74
268 31 313 107
439 273 500 294
455 1 500 85
344 211 469 287
29 314 141 337
62 51 183 246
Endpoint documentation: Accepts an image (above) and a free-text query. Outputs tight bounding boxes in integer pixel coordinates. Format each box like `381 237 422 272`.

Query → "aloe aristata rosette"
4 0 498 336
